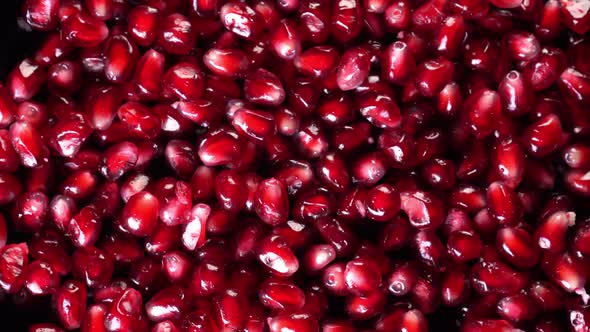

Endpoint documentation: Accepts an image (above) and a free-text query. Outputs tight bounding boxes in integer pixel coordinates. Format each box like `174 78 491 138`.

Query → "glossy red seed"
72 247 113 288
55 280 87 329
560 0 590 34
270 19 301 60
487 182 521 226
471 260 528 295
47 61 82 96
535 211 576 253
294 46 339 79
120 191 159 237
0 243 28 293
24 0 60 30
268 312 319 332
258 235 299 277
529 281 563 312
465 88 502 138
337 47 371 91
127 5 160 47
62 12 109 47
104 288 143 331
448 231 482 263
146 286 190 322
253 178 289 226
259 277 305 312
220 2 264 40
365 184 400 222
400 190 445 231
331 0 362 42
68 205 101 248
157 14 194 55
415 57 454 97
9 121 49 168
496 227 539 268
182 204 210 251
344 258 382 296
381 41 415 85
100 142 138 181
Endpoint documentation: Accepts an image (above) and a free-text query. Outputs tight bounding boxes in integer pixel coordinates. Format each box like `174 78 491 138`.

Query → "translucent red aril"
565 169 590 197
182 204 210 251
535 211 575 253
344 258 381 296
103 35 139 84
14 191 48 232
232 108 276 142
487 181 521 226
506 31 540 62
414 57 454 97
447 231 482 263
0 243 28 293
259 277 306 312
303 244 336 273
529 281 563 312
498 70 534 116
523 113 562 158
357 92 402 129
496 227 539 268
157 14 194 55
294 46 339 79
61 12 109 47
104 288 143 331
542 252 588 300
471 260 528 295
55 280 87 329
9 120 49 168
23 260 60 295
219 2 264 40
381 41 415 85
257 235 299 277
331 0 362 42
68 205 101 248
490 0 523 8
47 60 82 96
558 67 590 104
400 190 444 230
24 0 60 30
145 286 190 322
563 143 590 169
336 47 371 92
120 191 159 237
524 47 566 91
215 170 246 213
99 141 139 180
133 49 166 100
268 312 319 332
465 88 502 138
270 19 301 61
127 5 160 47
254 178 289 226
365 184 400 222
560 0 590 34
496 293 537 323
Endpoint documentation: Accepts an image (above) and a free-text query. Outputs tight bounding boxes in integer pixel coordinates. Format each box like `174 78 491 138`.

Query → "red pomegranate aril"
331 0 362 42
523 113 563 157
68 205 101 248
381 41 415 85
384 0 411 30
0 243 29 293
198 128 243 167
365 184 400 222
337 47 371 91
560 0 590 34
352 152 387 186
465 88 502 138
294 46 338 79
23 260 60 295
132 49 166 101
497 293 538 323
61 12 109 47
414 57 454 97
215 170 247 213
157 13 194 55
120 191 159 237
471 260 528 295
487 182 521 226
104 35 139 84
496 227 539 268
152 321 179 332
346 289 387 320
24 0 60 30
268 311 318 332
270 19 302 61
563 143 590 169
47 60 82 96
461 319 519 332
259 277 306 312
535 211 575 253
257 235 299 277
400 190 445 231
55 279 87 329
104 288 143 331
491 0 523 8
100 142 139 181
220 2 264 40
529 281 563 312
253 178 288 226
146 286 190 322
344 258 381 296
182 204 210 251
447 231 482 263
10 120 49 168
127 5 160 47
34 33 72 67
357 92 402 129
232 108 276 142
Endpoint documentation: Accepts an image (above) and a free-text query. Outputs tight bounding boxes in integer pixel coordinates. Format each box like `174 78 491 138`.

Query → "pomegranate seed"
68 205 101 248
529 281 563 312
560 0 590 34
99 142 139 180
268 312 319 332
220 2 264 40
55 280 87 329
400 190 444 231
61 12 109 47
414 57 454 97
259 277 306 312
471 260 528 295
24 0 60 30
145 286 190 322
127 5 160 46
120 191 159 237
157 14 194 55
270 19 302 60
336 47 371 91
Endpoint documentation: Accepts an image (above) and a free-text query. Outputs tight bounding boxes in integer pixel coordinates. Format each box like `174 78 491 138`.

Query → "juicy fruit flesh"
1 0 590 331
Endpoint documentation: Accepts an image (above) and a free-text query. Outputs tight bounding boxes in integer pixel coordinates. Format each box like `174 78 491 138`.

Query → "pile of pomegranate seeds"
1 0 590 331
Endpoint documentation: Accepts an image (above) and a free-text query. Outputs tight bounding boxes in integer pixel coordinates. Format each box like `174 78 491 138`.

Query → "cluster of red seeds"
0 0 590 331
